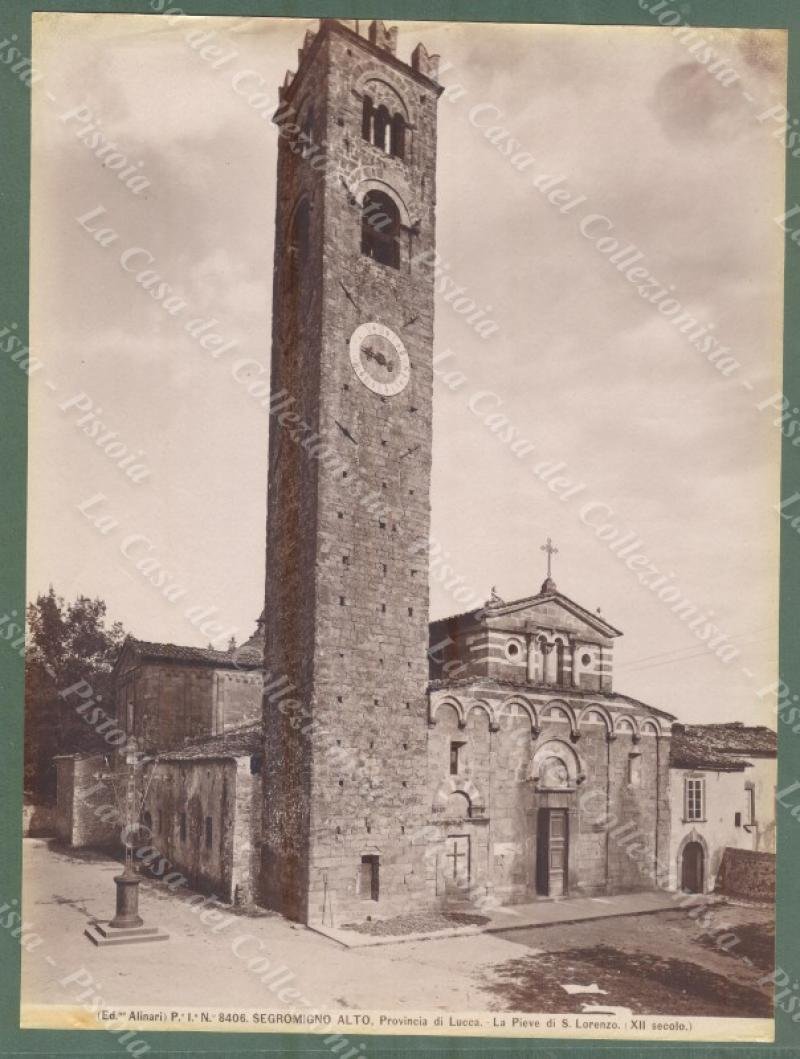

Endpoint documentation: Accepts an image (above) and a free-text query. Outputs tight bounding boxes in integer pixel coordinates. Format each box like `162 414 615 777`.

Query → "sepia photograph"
14 9 788 1050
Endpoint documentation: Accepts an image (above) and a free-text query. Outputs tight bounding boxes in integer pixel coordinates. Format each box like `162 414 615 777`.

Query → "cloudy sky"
29 15 785 724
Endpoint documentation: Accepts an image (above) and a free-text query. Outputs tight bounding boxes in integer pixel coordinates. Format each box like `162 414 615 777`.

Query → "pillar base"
109 867 144 928
85 921 169 946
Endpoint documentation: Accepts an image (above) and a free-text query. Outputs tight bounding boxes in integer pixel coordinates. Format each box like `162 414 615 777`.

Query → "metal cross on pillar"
540 536 559 592
84 738 169 947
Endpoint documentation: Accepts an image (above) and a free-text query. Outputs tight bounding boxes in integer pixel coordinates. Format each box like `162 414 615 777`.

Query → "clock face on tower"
348 322 410 397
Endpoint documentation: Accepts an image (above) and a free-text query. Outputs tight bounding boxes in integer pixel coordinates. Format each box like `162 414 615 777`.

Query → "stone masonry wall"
262 20 442 926
230 757 260 905
426 688 670 905
715 847 775 901
141 758 241 902
306 24 440 926
116 659 261 755
260 20 328 923
55 753 119 848
215 670 262 733
23 802 58 837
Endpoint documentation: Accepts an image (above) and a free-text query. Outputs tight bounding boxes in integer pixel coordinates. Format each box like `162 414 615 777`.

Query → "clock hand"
334 419 357 445
399 444 420 459
339 280 360 314
362 344 394 372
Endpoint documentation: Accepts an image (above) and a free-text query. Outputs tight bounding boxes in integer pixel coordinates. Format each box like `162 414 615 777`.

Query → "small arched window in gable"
390 113 405 159
556 641 565 685
361 190 400 269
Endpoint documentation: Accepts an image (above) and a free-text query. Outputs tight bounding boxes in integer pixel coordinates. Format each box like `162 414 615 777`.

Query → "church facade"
423 584 674 912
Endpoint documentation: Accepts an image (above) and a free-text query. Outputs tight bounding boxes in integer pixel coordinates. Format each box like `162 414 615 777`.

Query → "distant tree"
24 588 125 802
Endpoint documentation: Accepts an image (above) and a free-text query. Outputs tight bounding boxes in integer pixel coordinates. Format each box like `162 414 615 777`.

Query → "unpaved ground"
489 905 774 1016
21 840 773 1019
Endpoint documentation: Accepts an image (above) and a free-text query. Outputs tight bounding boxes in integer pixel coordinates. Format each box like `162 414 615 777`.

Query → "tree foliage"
24 588 125 802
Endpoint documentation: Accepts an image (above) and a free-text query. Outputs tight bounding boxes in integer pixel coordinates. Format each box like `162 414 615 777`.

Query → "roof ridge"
430 588 622 637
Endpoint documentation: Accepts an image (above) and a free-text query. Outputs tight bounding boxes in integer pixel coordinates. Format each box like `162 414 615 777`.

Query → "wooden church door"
537 808 568 896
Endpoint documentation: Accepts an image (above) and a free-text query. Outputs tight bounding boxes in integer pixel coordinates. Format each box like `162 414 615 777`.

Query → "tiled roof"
669 723 776 771
125 637 262 670
159 722 263 762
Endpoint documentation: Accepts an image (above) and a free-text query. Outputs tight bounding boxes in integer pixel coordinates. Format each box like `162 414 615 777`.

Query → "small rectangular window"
359 855 379 901
627 752 642 787
157 810 163 835
685 778 705 821
205 816 213 850
734 811 742 828
179 812 187 842
450 741 465 776
745 782 756 825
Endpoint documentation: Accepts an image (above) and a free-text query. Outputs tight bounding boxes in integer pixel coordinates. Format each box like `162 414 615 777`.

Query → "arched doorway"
681 840 704 893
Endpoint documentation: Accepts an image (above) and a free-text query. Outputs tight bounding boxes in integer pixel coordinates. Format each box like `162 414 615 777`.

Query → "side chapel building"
52 19 776 927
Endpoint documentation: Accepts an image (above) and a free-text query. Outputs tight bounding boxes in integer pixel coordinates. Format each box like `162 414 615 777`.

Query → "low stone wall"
23 803 58 836
54 753 119 848
715 847 775 901
140 756 259 904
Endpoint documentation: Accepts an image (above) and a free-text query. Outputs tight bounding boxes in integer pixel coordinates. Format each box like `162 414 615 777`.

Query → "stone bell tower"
261 19 443 923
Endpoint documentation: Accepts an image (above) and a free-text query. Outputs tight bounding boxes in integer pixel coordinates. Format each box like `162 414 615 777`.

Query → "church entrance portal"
536 808 568 897
680 840 704 893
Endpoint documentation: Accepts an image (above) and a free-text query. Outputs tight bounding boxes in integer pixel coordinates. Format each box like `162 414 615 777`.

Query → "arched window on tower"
390 113 405 159
373 105 391 152
361 91 406 159
361 190 400 269
361 95 373 142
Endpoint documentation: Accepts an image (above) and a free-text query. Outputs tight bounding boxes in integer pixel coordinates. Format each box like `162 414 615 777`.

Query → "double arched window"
362 95 406 159
536 635 568 687
556 639 566 686
361 190 400 269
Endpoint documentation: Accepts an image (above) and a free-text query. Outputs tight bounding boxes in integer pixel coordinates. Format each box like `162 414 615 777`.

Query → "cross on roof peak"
540 536 558 580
